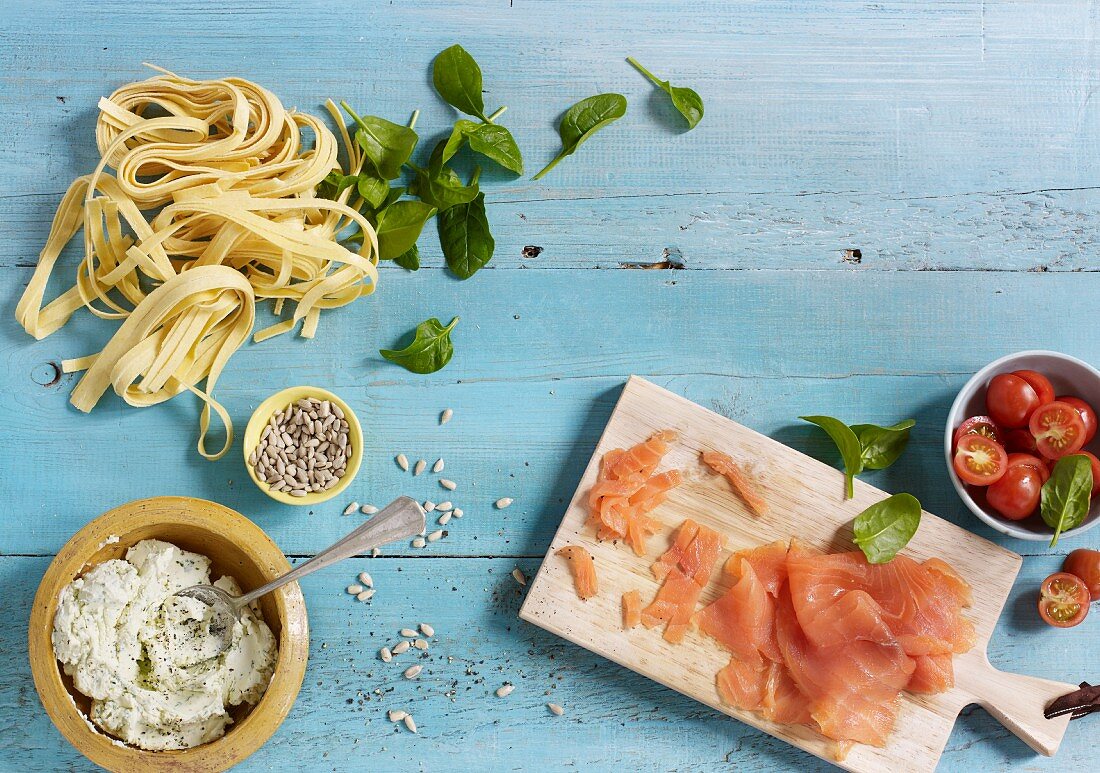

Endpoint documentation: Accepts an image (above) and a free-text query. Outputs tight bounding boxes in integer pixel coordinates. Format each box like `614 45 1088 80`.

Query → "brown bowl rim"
28 496 309 772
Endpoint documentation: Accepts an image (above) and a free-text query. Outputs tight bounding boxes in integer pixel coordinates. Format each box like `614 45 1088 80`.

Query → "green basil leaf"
432 44 488 122
852 493 922 564
393 244 420 271
375 200 437 261
432 121 476 171
317 170 357 200
356 173 389 209
533 93 627 180
850 420 916 471
438 191 494 279
351 115 418 180
1041 454 1094 547
380 186 406 212
414 157 480 212
800 415 864 499
463 122 523 174
380 316 459 374
627 57 704 129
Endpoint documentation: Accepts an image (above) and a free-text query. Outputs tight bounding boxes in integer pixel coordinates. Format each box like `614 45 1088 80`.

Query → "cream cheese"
52 539 277 750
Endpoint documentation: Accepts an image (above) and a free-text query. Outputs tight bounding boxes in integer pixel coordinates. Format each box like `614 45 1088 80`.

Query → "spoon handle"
236 496 426 608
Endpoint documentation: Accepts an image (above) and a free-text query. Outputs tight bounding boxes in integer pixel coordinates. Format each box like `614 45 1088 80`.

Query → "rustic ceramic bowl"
29 496 309 772
243 386 363 506
945 350 1100 541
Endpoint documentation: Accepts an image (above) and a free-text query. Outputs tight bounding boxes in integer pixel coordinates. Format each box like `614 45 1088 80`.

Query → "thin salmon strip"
701 450 769 516
622 590 642 630
555 545 598 600
642 521 724 643
652 519 700 581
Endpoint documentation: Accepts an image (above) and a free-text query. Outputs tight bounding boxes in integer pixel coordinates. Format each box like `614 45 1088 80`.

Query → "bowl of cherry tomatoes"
946 350 1100 540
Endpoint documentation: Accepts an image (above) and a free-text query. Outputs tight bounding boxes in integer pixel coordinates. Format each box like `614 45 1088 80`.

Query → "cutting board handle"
954 651 1073 756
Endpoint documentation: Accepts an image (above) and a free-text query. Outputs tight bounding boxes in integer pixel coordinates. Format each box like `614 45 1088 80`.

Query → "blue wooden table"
2 1 1097 770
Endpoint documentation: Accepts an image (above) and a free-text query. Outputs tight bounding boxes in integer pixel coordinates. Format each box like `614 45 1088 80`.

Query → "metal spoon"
167 496 425 654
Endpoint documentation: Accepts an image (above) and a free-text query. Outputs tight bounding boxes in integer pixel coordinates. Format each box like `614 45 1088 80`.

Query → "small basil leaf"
463 123 523 174
1041 454 1094 547
380 316 459 374
850 420 916 471
393 244 420 271
380 186 406 212
432 44 488 122
438 192 494 279
852 493 922 564
432 120 477 172
356 173 389 209
414 157 480 212
317 170 357 200
351 115 418 180
800 415 864 499
375 200 437 261
533 93 627 180
627 57 704 129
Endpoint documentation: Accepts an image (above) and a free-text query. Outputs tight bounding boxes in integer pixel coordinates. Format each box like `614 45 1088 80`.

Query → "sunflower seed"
358 572 373 587
343 501 359 516
512 568 527 586
414 459 426 476
404 714 418 733
436 501 452 511
346 584 364 595
439 478 456 491
438 512 452 525
452 508 463 518
361 504 378 515
427 530 444 542
396 453 409 471
412 537 426 548
372 547 381 557
412 639 429 651
388 709 406 722
392 640 410 654
423 501 437 512
495 497 513 509
547 702 564 716
432 458 445 473
495 684 514 698
400 628 419 638
380 647 393 662
440 408 453 425
419 623 435 637
404 665 422 679
356 589 374 601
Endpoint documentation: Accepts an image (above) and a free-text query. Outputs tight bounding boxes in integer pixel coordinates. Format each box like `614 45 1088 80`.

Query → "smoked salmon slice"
693 557 780 666
701 450 769 516
726 540 789 598
907 653 955 694
555 545 598 600
622 590 642 630
642 520 724 643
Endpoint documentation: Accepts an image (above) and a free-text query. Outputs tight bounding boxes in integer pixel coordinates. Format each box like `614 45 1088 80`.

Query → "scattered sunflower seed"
432 458 445 473
440 408 453 425
419 623 435 636
414 459 426 476
380 647 393 662
423 501 437 512
358 571 373 588
436 501 453 511
404 665 422 679
495 684 514 698
361 504 378 515
547 702 564 716
393 640 411 654
453 508 463 518
495 497 513 509
388 709 406 722
404 714 418 733
438 512 452 525
400 628 419 638
413 639 429 651
356 589 374 602
512 568 527 586
412 537 426 548
427 529 444 542
439 478 457 491
372 547 381 557
343 501 359 516
396 453 409 471
346 584 364 595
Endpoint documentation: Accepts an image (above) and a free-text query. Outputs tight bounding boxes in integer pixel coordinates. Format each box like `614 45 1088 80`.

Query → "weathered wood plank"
2 555 1091 772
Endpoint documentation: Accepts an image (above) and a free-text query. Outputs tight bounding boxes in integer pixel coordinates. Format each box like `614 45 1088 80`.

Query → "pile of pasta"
15 67 377 459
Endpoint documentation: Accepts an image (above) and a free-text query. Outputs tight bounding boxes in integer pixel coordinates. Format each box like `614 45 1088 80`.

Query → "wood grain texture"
2 0 1099 770
520 377 1072 771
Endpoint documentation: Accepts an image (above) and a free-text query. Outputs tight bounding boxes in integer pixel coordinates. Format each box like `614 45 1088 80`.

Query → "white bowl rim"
944 349 1100 541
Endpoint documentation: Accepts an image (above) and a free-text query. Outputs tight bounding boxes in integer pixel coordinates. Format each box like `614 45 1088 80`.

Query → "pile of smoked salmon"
581 431 976 759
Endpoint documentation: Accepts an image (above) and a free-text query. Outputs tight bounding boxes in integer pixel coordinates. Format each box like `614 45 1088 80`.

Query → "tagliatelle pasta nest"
15 66 377 460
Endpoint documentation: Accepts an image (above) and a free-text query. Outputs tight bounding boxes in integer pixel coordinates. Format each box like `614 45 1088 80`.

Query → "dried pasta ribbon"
14 67 378 458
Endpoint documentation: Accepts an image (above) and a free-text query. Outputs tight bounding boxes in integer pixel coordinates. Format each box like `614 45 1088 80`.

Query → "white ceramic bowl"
945 350 1100 541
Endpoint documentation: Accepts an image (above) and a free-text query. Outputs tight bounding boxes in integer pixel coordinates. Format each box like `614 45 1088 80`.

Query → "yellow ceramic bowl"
243 386 363 506
29 496 309 773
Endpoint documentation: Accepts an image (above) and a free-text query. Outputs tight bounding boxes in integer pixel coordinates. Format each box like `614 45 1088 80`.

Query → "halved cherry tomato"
953 415 1002 450
1075 450 1100 495
986 373 1041 429
1057 395 1097 445
986 464 1042 520
1038 572 1090 628
953 434 1008 486
1006 452 1051 483
1029 401 1087 460
1003 428 1038 454
1063 549 1100 601
1011 370 1055 406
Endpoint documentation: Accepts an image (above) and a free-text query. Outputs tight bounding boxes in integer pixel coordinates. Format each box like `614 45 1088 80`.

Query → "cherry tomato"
1011 370 1055 406
1003 428 1038 454
1006 452 1051 483
1063 549 1100 601
1029 401 1087 460
1075 450 1100 495
985 464 1042 520
1038 572 1091 628
953 415 1002 450
986 373 1041 429
953 434 1008 486
1057 395 1098 445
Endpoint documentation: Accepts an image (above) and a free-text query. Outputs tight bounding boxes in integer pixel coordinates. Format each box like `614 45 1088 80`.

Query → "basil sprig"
626 57 703 129
533 94 627 180
380 316 459 374
1041 455 1094 547
801 415 915 499
438 193 494 279
852 493 922 564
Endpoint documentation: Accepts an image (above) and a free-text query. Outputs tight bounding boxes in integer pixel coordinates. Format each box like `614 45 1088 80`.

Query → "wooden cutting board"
519 376 1074 773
